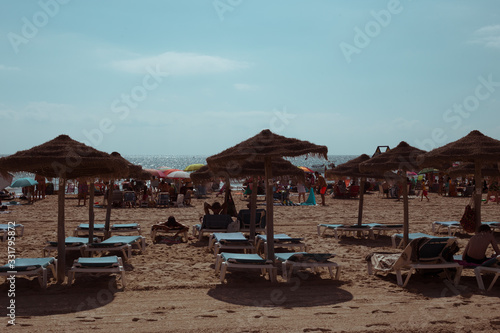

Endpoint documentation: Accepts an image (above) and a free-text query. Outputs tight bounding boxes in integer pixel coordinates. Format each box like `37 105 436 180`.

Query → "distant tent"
372 145 390 157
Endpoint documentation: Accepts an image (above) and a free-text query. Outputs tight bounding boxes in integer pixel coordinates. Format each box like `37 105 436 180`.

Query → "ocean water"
124 155 357 172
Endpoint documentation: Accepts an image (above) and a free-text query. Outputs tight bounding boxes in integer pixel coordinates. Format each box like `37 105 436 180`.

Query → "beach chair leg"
220 263 228 283
335 266 341 280
474 268 486 290
367 261 373 275
487 274 500 291
215 255 222 274
453 267 462 287
402 268 415 288
37 268 47 288
317 225 322 236
395 269 404 286
281 262 288 282
391 235 397 248
269 267 277 283
327 266 334 279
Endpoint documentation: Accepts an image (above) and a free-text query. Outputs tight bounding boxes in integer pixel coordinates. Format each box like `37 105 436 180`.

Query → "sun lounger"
0 257 57 288
43 236 98 257
391 232 448 248
151 226 188 243
236 209 266 233
432 221 462 236
275 252 341 283
84 235 145 260
68 255 126 288
208 232 255 256
74 223 106 236
111 223 142 235
474 255 500 291
255 234 306 257
192 214 234 241
365 223 403 237
483 222 500 233
74 223 141 236
215 252 277 283
1 223 24 241
333 225 374 240
317 224 345 237
367 237 462 287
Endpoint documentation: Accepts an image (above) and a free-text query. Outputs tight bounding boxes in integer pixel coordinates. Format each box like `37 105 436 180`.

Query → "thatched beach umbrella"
203 157 305 240
447 162 500 178
206 129 327 260
326 154 384 226
421 130 500 230
0 135 128 282
360 142 425 247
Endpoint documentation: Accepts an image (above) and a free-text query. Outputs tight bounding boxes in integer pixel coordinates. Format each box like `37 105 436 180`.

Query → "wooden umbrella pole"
265 156 274 261
56 177 66 284
475 161 483 231
249 177 257 241
104 180 113 239
357 177 365 226
88 180 95 243
402 175 409 247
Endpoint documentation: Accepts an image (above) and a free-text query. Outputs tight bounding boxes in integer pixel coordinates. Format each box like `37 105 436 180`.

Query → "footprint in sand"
303 328 332 332
20 324 33 327
314 312 337 316
366 323 390 327
195 315 218 318
371 310 394 314
430 320 455 325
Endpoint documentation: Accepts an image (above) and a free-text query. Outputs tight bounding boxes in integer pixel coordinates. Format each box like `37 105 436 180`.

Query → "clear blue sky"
1 0 499 156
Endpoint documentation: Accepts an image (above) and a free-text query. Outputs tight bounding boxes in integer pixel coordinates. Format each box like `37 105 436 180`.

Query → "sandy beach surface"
1 190 500 332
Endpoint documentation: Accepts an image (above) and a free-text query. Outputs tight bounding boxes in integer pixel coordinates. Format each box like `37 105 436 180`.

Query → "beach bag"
460 203 476 233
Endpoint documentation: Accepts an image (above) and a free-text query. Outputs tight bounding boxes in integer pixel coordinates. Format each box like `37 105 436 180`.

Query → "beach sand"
1 190 500 332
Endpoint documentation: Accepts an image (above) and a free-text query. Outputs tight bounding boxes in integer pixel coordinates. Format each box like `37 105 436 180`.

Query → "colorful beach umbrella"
184 163 205 172
10 177 38 188
298 166 313 173
165 170 191 179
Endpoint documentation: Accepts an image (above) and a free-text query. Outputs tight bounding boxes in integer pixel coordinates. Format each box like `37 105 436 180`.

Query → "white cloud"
112 51 249 75
469 25 500 49
0 65 19 71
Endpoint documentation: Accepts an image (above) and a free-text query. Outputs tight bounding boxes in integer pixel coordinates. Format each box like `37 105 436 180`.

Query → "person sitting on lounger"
151 216 189 238
463 224 500 264
204 201 227 215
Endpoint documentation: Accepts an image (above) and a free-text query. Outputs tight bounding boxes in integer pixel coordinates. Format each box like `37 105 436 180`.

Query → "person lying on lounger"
151 216 189 238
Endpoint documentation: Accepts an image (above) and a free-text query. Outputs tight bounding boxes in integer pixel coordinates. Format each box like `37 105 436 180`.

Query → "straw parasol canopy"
0 134 130 283
326 154 385 227
421 130 500 230
359 142 426 247
326 154 382 179
110 152 151 180
191 159 305 184
207 129 328 259
447 162 500 178
0 135 127 179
